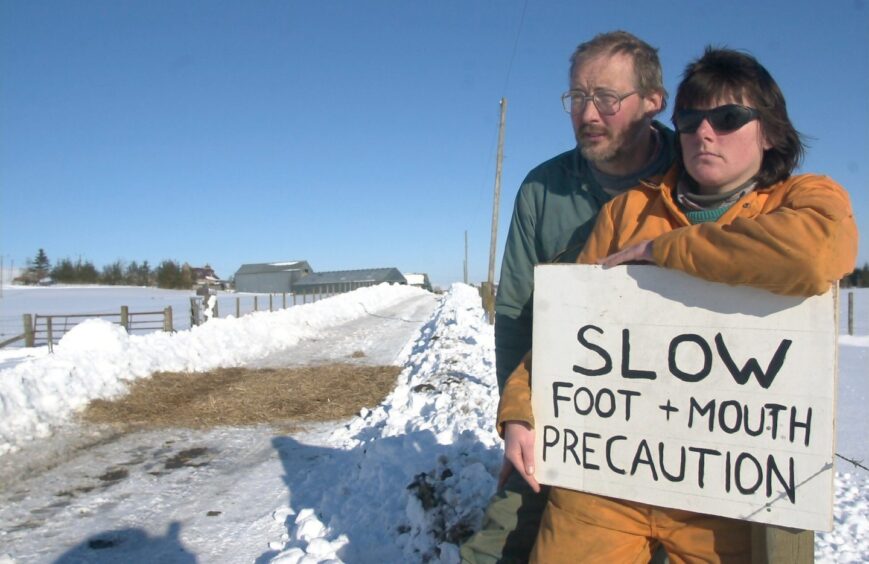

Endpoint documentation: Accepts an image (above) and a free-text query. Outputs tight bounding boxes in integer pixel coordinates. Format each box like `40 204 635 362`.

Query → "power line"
500 0 529 98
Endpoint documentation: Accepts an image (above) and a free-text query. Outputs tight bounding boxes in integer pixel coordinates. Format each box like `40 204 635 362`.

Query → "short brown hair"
569 30 667 113
673 47 805 186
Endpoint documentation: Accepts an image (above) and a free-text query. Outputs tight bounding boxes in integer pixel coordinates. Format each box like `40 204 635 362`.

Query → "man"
461 30 676 563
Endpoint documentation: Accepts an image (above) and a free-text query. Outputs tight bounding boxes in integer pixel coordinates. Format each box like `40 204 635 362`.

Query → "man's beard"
579 127 618 163
578 118 649 169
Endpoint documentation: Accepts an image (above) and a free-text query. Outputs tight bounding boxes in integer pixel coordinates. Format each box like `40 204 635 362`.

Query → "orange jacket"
497 166 858 433
581 166 858 295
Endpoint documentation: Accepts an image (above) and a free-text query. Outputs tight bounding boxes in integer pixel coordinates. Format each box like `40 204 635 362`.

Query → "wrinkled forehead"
571 52 637 91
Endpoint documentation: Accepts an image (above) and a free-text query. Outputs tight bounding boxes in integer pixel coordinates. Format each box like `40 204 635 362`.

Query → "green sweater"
494 121 676 391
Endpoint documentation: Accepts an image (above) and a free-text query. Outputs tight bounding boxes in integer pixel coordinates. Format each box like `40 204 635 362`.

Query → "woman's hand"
498 421 541 493
598 240 654 267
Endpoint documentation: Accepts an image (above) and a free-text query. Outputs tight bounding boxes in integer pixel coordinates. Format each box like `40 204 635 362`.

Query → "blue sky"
1 0 866 289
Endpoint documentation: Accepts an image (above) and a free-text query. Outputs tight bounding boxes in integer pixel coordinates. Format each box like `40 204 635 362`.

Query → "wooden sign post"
531 264 837 532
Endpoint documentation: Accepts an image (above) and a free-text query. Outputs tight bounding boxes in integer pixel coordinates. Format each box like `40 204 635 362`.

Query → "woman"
497 47 858 563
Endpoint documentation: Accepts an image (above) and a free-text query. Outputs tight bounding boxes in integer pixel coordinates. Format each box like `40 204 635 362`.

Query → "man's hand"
598 240 654 268
498 421 541 493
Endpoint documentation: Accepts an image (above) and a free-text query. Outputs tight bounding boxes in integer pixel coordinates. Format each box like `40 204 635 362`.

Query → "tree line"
841 263 869 288
15 248 199 289
13 248 868 290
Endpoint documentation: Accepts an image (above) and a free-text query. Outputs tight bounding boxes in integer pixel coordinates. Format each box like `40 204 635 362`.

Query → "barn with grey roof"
233 261 312 293
292 268 407 295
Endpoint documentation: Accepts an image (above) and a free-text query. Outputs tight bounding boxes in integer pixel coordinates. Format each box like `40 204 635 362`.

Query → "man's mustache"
579 125 608 136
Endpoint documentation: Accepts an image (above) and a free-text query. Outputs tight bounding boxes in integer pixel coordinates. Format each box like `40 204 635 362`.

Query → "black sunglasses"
674 104 760 134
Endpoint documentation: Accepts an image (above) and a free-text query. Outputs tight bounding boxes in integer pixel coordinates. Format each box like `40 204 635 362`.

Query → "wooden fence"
0 291 342 350
8 307 174 351
189 290 337 326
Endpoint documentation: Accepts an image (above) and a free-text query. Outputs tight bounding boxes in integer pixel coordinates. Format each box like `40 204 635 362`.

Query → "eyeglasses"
674 104 760 134
561 89 637 116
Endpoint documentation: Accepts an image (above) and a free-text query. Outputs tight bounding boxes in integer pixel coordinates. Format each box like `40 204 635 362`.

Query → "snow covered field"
0 284 866 563
0 284 306 354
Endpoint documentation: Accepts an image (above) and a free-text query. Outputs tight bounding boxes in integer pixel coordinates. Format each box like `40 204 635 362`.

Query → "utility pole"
463 230 468 284
484 98 507 323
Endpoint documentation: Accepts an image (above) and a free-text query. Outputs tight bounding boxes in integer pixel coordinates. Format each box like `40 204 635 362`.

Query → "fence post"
46 317 54 352
283 292 287 309
481 282 495 324
163 306 173 332
751 524 813 564
254 296 259 312
23 314 34 347
848 291 854 336
120 306 129 331
269 294 274 312
236 297 240 318
293 293 297 306
190 297 200 326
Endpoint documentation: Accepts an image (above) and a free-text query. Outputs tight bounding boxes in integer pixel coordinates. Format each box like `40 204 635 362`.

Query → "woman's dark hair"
672 47 805 186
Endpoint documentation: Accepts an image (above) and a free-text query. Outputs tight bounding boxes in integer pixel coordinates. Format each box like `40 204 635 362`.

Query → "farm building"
292 268 407 295
233 261 312 293
191 264 224 289
403 273 433 292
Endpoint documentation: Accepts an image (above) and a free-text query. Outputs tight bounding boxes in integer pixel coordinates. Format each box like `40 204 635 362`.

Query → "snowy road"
0 292 439 563
248 292 438 368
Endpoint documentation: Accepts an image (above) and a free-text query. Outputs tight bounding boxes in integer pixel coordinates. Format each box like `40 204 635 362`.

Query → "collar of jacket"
641 165 780 224
641 165 781 195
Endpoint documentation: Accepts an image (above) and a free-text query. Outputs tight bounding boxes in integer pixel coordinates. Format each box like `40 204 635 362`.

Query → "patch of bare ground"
80 364 402 429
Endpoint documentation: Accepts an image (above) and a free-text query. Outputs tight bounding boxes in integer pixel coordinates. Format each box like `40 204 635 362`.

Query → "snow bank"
816 472 869 561
0 283 429 456
266 283 501 563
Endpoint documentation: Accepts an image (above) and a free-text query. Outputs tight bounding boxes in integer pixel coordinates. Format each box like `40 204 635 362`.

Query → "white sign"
531 265 837 531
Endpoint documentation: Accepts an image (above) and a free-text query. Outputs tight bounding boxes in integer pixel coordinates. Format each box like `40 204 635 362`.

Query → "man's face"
570 53 661 174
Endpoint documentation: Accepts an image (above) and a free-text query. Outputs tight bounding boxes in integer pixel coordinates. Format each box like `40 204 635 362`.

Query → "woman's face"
679 98 770 195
